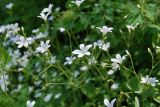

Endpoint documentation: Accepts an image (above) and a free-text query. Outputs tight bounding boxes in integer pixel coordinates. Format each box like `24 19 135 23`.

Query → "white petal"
72 50 83 55
79 44 85 50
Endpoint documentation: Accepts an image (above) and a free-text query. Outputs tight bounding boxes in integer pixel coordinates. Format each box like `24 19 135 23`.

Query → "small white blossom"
16 36 32 48
93 40 104 48
44 93 53 103
80 66 88 71
126 23 139 32
111 62 120 71
107 69 115 75
38 4 53 21
27 100 35 107
36 40 50 53
59 27 65 32
141 75 159 86
111 54 126 64
72 44 92 57
6 3 14 9
104 98 116 107
64 56 76 65
102 42 110 51
42 4 53 14
71 0 85 7
96 26 113 35
111 83 119 90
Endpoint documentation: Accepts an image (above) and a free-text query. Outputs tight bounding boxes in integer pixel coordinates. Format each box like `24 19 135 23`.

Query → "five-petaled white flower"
72 44 92 57
71 0 85 7
64 56 76 65
36 40 50 53
16 36 32 48
27 100 35 107
96 26 113 35
104 98 116 107
141 75 159 86
111 54 126 64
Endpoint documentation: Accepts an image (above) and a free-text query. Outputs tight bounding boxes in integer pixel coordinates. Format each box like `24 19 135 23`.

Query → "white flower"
44 93 53 103
104 98 116 107
93 40 104 48
38 4 53 21
126 23 139 32
6 3 14 9
16 36 32 48
36 40 50 53
80 66 88 71
38 13 48 21
72 44 92 57
27 100 35 107
102 42 110 51
64 56 76 65
71 0 85 7
148 77 159 86
96 26 113 35
111 62 120 71
111 83 119 90
141 75 159 86
111 54 126 64
42 4 53 14
141 75 149 84
107 69 115 75
59 27 65 32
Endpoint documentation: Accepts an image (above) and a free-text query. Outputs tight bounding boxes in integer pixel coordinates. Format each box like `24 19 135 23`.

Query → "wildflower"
27 100 35 107
104 98 116 107
93 40 104 48
102 42 110 51
44 93 53 103
111 54 126 64
141 75 159 86
72 44 92 57
38 13 48 21
64 56 76 65
42 4 53 14
59 27 65 32
107 69 115 75
16 36 32 48
111 83 119 90
71 0 85 7
36 40 50 53
126 23 139 32
148 77 159 86
96 26 113 35
80 66 88 71
6 3 14 9
38 4 53 21
111 62 120 71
